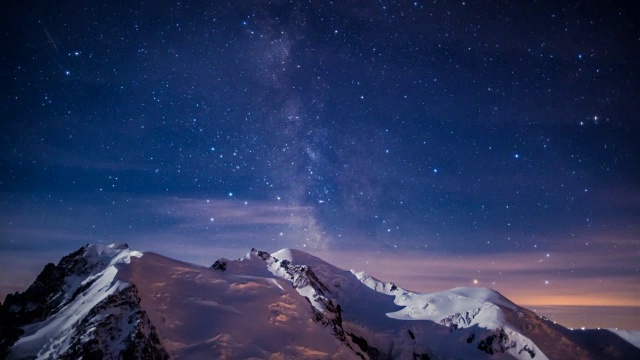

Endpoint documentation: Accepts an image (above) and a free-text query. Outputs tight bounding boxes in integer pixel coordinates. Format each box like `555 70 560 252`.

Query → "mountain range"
1 243 638 359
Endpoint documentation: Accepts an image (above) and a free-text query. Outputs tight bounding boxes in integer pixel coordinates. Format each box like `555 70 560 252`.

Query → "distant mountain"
1 244 638 359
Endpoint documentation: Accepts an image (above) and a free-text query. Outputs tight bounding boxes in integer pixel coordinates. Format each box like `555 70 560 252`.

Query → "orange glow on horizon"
511 294 640 307
314 248 640 309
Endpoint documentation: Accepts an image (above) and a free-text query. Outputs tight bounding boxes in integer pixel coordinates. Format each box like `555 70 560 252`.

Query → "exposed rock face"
59 285 168 360
0 244 167 360
440 307 484 330
247 249 423 359
3 245 640 360
0 246 91 357
210 260 227 272
349 332 381 360
477 328 517 355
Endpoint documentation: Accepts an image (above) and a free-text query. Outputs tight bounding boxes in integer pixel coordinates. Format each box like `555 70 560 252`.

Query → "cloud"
0 193 335 299
150 196 333 251
0 192 332 261
151 197 310 226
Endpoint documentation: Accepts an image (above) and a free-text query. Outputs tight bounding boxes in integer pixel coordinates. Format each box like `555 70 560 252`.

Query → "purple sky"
1 1 639 329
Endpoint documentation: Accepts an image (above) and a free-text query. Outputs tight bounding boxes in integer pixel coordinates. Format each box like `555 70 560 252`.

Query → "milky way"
1 1 639 328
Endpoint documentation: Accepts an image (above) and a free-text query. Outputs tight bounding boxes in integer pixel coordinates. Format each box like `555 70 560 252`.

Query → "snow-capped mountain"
1 244 638 359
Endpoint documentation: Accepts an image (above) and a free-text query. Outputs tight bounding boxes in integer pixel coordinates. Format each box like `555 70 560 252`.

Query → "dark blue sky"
1 1 639 327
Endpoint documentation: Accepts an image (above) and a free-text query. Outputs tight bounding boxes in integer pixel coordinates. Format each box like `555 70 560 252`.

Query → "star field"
1 1 639 329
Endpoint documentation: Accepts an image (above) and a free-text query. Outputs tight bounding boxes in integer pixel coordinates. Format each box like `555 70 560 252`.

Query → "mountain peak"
2 244 639 360
272 247 319 261
107 242 130 250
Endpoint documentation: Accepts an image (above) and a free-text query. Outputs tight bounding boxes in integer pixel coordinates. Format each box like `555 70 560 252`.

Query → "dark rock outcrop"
0 246 92 357
210 260 227 272
59 285 168 360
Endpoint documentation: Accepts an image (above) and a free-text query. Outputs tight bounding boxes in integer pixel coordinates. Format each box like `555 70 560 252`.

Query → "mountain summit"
1 244 638 359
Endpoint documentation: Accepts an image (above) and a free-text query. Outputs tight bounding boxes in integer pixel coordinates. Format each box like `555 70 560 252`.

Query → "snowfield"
1 244 638 359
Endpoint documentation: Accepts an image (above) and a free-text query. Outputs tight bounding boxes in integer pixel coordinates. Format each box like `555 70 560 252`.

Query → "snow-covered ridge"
219 249 639 359
609 329 640 349
2 245 639 360
355 271 544 358
5 244 142 359
354 269 516 325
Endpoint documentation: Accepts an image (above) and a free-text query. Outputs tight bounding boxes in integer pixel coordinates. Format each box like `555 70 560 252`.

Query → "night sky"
1 1 639 329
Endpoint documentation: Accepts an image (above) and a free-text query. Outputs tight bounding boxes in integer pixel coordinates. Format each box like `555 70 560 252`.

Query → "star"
1 0 637 331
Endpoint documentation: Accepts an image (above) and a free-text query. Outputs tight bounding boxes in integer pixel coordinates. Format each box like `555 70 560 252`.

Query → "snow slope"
610 329 640 349
124 251 351 359
260 249 542 359
2 245 639 360
8 244 142 359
